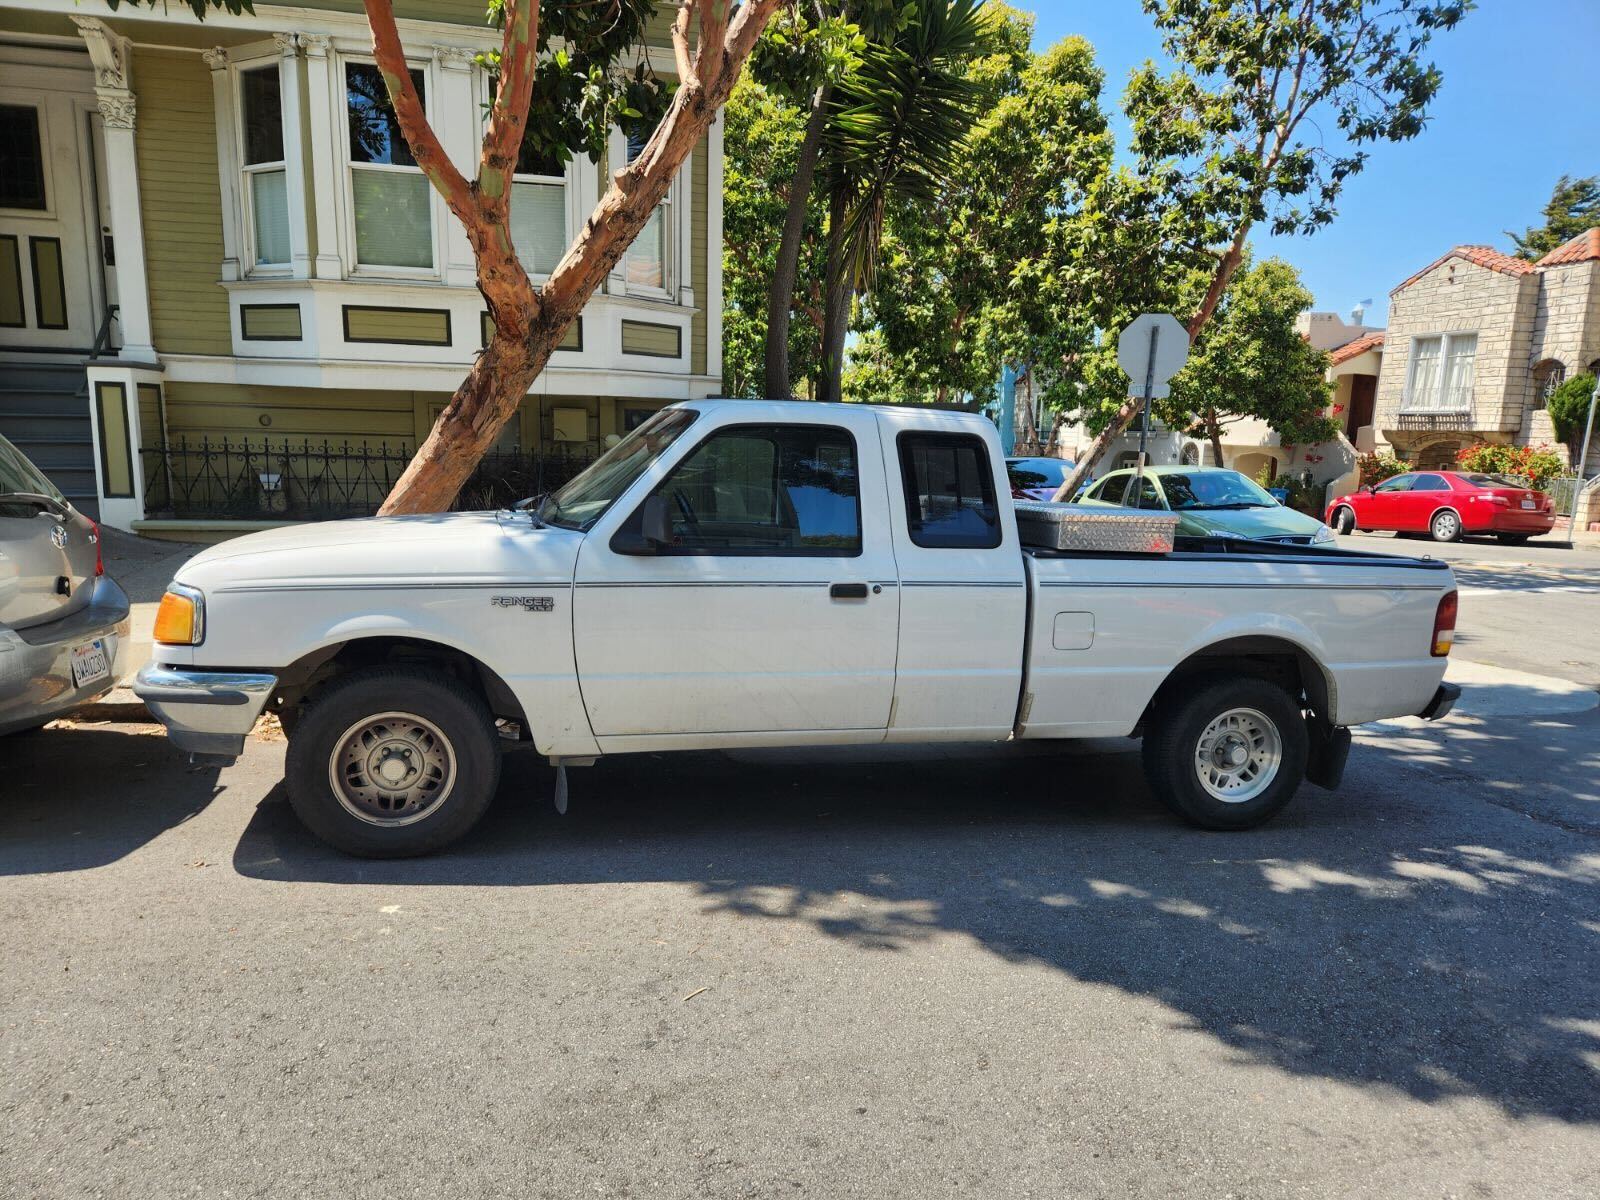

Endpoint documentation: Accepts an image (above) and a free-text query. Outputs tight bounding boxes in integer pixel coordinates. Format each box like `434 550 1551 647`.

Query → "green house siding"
157 382 416 446
691 135 708 376
134 47 231 357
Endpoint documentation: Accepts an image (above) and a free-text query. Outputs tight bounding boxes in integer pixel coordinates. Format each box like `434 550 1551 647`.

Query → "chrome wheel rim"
328 711 457 827
1193 707 1282 803
1434 512 1458 539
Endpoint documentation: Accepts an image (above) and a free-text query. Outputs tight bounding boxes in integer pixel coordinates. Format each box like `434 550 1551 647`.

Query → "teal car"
1075 466 1336 546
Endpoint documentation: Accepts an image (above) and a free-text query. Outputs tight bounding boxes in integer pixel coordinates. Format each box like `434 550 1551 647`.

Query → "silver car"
1 433 130 735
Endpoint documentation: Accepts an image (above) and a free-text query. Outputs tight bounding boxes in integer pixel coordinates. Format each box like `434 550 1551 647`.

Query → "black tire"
1429 508 1463 542
1331 505 1355 534
1142 676 1309 831
285 666 501 857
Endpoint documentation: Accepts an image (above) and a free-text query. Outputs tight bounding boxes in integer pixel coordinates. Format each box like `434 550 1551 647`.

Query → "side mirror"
611 494 674 556
1359 484 1373 494
641 494 673 547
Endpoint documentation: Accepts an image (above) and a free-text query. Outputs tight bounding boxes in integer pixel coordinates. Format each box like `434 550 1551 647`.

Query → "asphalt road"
4 532 1598 1198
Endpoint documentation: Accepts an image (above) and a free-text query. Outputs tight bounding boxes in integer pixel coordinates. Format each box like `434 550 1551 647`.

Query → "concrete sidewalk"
96 528 200 708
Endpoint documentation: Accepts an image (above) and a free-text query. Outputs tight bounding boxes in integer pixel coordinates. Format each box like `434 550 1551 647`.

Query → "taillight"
1432 590 1457 658
88 518 104 576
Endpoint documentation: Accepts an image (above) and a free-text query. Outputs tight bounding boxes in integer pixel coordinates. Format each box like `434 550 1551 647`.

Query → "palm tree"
761 0 987 402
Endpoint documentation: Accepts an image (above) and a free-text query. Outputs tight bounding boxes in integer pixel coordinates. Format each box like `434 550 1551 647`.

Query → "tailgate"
0 507 97 631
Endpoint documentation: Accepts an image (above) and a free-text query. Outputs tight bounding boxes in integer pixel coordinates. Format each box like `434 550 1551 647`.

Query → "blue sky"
1030 0 1600 325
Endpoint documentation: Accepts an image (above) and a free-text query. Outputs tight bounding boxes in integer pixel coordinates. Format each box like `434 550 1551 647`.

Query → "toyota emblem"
50 525 68 549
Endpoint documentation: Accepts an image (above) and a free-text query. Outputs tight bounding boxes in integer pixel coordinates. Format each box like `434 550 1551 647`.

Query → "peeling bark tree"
362 0 782 514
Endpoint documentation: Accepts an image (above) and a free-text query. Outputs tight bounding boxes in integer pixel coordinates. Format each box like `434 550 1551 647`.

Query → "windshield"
0 432 66 518
1007 458 1069 488
537 407 700 530
1462 472 1531 489
1159 471 1278 511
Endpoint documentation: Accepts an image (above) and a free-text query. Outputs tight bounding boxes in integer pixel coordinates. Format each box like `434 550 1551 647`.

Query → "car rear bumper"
133 663 278 759
1417 682 1461 721
1484 511 1556 533
0 576 132 735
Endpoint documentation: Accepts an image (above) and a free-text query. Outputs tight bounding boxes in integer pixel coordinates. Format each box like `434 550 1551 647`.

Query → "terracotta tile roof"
1328 332 1385 364
1535 226 1600 266
1391 245 1537 295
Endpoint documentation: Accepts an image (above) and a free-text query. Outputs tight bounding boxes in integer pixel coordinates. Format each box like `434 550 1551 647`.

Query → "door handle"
829 582 869 600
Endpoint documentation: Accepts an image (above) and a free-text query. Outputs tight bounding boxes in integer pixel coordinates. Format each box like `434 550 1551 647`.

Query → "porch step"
0 362 98 517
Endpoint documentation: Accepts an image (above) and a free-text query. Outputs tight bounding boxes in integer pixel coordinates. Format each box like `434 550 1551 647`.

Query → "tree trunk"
1050 236 1251 501
1205 407 1224 467
763 83 829 400
370 0 783 514
817 181 853 404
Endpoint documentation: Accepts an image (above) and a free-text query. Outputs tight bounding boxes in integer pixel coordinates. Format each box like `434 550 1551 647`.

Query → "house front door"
1345 375 1377 441
0 73 103 355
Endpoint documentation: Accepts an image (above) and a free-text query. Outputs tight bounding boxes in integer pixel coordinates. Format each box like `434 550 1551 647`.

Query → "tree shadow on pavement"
0 724 225 874
232 727 1600 1125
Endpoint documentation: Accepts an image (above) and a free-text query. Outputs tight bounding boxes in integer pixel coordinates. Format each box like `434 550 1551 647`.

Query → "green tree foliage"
815 0 990 401
721 77 827 397
1055 0 1470 496
851 18 1116 407
1508 176 1600 261
1166 258 1336 457
1547 372 1598 452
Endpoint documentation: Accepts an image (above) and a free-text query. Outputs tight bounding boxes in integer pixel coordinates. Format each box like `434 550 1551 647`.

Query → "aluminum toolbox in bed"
1013 501 1178 554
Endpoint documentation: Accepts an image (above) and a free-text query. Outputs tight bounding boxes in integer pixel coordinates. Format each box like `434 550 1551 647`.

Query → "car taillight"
1476 493 1510 507
88 518 104 576
1431 590 1457 658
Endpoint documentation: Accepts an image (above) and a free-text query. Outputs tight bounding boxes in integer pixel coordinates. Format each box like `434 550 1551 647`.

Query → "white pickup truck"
135 401 1459 857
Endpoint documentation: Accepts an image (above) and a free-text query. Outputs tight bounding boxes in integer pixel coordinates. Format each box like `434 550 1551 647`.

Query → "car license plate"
71 639 111 689
1520 499 1536 509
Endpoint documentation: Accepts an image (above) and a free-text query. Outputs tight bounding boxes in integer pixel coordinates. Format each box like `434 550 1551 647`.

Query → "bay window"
510 142 566 277
240 66 289 270
345 61 432 270
623 128 668 292
1405 333 1476 411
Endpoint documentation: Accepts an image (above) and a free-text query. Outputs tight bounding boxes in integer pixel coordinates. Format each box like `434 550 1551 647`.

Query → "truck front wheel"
1142 677 1309 830
285 666 501 857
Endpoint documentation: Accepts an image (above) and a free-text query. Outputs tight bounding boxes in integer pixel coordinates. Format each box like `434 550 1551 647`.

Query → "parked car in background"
1326 470 1556 543
1075 466 1337 546
1006 456 1075 502
0 434 130 736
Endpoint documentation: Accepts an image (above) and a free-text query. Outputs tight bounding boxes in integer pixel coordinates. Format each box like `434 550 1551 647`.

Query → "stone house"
0 1 724 533
1374 230 1600 471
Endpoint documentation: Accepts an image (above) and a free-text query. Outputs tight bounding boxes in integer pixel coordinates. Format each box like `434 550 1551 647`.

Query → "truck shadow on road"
0 725 225 874
231 728 1600 1126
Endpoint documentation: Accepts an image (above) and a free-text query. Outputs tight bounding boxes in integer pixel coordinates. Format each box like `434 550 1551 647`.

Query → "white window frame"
1403 331 1477 412
233 58 292 276
337 51 442 280
474 68 573 282
610 125 680 301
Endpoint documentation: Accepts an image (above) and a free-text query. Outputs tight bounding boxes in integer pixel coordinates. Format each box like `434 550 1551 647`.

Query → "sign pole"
1130 323 1160 509
1563 373 1599 543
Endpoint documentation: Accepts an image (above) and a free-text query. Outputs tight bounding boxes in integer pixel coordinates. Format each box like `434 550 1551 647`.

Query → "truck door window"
624 423 862 555
898 432 1001 548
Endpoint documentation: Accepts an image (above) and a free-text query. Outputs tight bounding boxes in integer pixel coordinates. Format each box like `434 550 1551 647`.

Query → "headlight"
1311 523 1336 544
153 583 206 645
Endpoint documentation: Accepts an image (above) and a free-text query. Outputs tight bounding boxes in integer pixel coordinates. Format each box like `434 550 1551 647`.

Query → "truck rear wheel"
1142 676 1309 830
285 666 501 857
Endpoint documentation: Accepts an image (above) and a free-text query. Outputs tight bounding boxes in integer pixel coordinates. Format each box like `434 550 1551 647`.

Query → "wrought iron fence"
141 438 599 521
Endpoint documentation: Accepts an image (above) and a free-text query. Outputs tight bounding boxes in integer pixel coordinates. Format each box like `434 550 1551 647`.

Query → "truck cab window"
627 424 862 555
898 432 1001 548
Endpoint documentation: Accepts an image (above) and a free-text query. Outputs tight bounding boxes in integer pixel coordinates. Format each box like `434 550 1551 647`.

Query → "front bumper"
0 576 132 735
1417 682 1461 721
133 663 278 759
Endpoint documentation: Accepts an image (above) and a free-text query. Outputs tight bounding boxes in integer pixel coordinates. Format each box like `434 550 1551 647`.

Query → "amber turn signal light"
153 585 205 645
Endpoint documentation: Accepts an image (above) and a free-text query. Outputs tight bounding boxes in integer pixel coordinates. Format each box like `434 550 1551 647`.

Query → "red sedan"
1326 469 1556 544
